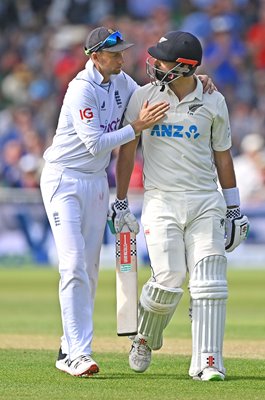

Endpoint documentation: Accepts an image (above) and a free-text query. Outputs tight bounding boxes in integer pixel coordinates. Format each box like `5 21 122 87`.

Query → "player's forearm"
214 149 237 189
86 125 135 156
116 140 139 199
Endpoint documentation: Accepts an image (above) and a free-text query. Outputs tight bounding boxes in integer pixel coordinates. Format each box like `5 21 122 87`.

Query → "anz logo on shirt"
150 124 200 139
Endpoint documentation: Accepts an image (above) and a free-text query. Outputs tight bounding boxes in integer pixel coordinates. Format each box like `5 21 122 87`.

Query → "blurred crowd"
0 0 265 206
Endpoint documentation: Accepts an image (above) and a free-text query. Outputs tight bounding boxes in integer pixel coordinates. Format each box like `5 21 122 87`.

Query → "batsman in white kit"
39 26 170 377
113 31 249 381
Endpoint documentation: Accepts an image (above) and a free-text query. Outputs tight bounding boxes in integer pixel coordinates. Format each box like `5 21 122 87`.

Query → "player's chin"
113 67 122 74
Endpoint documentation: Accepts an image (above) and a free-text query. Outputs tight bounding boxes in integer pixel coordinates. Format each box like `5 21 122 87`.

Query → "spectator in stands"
0 139 24 187
126 0 174 20
18 153 42 188
233 133 265 205
252 70 265 126
202 15 247 90
0 0 263 212
246 3 265 69
229 101 264 156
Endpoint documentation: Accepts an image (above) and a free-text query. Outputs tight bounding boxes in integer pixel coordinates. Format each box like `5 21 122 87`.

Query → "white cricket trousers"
141 189 227 287
40 163 109 360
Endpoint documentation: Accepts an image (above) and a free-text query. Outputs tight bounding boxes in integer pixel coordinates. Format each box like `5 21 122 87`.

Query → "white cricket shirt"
44 59 138 173
124 77 232 191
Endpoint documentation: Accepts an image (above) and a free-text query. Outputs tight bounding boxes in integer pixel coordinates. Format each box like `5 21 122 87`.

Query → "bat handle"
107 217 116 234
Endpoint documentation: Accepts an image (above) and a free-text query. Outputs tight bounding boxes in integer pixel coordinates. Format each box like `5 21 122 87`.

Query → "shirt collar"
164 75 203 102
190 75 203 101
85 59 120 84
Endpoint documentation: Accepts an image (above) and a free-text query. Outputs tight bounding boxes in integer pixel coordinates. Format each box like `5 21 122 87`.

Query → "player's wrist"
226 207 241 220
131 121 143 137
222 187 240 208
114 197 129 211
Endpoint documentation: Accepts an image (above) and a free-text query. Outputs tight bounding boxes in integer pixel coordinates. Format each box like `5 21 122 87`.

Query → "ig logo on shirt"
79 108 94 121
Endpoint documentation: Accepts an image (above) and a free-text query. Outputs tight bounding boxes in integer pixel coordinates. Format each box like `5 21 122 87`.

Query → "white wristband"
222 187 240 207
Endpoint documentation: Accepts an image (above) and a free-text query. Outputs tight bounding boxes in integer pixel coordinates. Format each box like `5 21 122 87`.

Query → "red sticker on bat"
120 232 131 265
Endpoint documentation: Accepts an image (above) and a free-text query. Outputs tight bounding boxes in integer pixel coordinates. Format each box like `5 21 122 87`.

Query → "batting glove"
107 197 140 234
225 207 249 252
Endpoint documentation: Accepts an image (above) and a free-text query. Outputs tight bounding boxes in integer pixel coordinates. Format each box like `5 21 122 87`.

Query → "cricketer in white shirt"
41 58 138 363
115 29 248 383
124 76 232 192
122 75 231 279
44 59 138 172
118 78 233 379
40 24 171 378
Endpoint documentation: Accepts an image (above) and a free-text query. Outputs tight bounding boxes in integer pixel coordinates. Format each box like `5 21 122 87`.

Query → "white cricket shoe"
69 355 99 377
55 348 99 377
129 335 151 373
193 367 225 381
55 348 70 373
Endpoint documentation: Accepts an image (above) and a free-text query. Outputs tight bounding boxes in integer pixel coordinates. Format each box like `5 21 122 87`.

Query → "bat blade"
116 226 138 336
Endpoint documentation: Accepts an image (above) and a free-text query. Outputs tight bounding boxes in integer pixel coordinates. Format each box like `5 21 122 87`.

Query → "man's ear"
90 52 97 62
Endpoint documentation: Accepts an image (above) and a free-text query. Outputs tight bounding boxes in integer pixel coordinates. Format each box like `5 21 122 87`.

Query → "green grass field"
0 266 265 400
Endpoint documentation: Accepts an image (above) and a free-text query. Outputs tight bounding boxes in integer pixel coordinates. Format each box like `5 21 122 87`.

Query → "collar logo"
188 103 203 115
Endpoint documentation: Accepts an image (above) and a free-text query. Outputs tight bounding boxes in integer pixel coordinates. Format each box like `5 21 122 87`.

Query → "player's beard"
114 66 122 74
155 69 179 83
107 65 122 75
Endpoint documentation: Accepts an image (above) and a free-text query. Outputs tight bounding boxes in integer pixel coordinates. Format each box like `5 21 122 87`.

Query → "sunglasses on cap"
84 31 123 55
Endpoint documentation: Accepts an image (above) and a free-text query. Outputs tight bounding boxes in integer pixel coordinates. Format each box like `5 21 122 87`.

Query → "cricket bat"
115 225 138 336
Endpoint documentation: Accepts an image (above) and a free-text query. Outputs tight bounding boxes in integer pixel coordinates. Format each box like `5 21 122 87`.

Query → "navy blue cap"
148 31 202 64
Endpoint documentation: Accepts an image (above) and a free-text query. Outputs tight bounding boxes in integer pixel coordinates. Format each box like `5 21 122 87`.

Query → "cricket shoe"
193 367 225 381
55 347 70 373
69 355 99 377
55 348 99 377
129 335 151 372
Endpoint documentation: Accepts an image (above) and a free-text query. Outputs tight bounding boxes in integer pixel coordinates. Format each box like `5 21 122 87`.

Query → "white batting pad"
138 281 183 350
189 255 228 377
